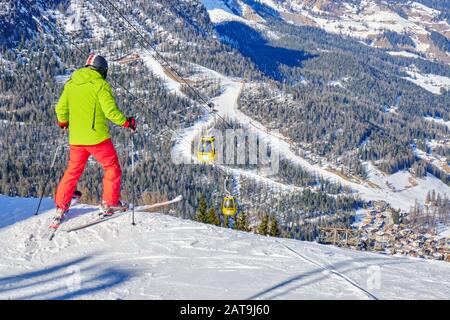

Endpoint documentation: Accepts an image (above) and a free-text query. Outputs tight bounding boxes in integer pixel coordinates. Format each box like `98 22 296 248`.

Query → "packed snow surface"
0 195 53 229
0 197 449 300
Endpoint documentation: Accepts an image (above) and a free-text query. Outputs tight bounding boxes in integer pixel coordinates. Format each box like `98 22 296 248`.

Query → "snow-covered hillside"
202 0 450 65
424 116 450 129
0 196 449 300
402 68 450 95
0 195 53 229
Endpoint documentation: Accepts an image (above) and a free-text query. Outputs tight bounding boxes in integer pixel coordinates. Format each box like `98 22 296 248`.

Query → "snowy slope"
201 0 265 27
0 200 449 300
388 51 421 59
402 69 450 95
202 0 244 24
424 116 450 129
0 195 53 229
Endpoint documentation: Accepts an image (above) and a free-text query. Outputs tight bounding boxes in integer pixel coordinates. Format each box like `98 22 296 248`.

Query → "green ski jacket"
55 67 126 145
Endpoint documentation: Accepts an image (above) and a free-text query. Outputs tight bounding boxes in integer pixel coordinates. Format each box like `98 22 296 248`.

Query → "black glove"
123 117 136 131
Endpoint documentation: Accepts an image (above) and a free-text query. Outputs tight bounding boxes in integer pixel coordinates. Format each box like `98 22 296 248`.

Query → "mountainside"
0 0 449 243
203 0 450 64
0 196 449 300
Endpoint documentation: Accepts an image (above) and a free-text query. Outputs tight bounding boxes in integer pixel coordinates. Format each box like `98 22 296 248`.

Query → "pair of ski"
47 195 183 241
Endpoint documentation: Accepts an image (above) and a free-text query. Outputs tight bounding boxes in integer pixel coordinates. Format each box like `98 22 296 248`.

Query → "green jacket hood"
71 67 103 85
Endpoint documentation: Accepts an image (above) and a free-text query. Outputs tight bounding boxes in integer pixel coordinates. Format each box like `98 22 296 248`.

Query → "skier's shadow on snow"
0 255 133 299
62 207 100 222
247 255 414 300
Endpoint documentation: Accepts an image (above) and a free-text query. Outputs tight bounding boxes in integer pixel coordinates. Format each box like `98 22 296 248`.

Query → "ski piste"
64 195 183 233
45 191 82 241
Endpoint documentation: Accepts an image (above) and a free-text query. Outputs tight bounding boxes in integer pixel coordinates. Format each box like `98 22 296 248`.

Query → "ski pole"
34 138 64 216
131 129 136 226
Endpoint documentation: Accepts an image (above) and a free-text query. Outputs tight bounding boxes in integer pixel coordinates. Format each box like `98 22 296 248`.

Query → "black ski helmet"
85 53 108 79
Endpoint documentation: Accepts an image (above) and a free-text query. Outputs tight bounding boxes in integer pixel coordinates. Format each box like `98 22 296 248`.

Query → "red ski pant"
55 138 122 210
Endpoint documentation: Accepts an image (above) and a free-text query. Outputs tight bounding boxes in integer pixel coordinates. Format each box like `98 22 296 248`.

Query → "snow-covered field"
0 196 449 300
388 51 421 59
413 141 449 181
201 0 267 30
424 116 450 129
201 0 247 25
361 163 450 211
402 69 450 95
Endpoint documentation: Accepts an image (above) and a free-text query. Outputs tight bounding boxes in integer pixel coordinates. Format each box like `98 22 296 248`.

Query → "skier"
53 53 136 222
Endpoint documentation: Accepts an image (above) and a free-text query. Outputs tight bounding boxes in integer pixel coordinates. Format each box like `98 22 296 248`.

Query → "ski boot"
100 200 129 217
49 207 68 229
49 191 82 229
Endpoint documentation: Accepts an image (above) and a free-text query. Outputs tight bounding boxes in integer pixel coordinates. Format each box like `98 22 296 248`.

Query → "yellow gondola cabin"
222 195 237 216
197 136 216 162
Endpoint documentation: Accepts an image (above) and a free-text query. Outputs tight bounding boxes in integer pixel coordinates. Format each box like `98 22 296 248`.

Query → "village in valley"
318 197 450 262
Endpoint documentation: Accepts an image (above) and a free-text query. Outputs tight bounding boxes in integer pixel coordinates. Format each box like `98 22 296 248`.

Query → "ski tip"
174 195 183 202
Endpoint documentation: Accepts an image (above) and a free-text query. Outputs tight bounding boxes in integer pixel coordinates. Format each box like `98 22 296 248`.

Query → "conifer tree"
236 210 250 232
194 195 208 223
269 216 281 237
258 213 269 235
207 207 220 226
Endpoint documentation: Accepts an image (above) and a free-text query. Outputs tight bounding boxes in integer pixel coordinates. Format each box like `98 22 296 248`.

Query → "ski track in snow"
277 241 378 300
0 201 449 300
